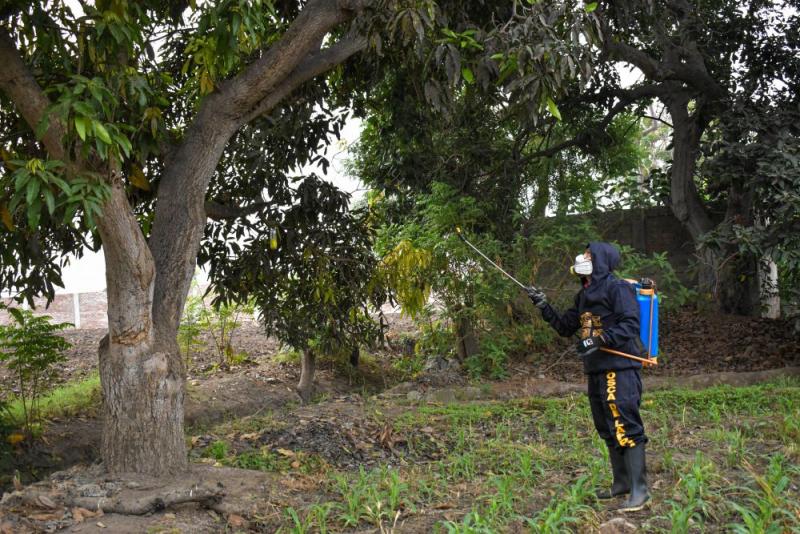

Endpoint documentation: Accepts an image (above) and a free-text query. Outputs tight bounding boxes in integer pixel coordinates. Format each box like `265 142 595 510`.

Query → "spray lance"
454 227 656 367
455 227 528 290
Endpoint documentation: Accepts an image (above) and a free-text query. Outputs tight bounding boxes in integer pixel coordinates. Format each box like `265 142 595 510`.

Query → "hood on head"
587 242 620 280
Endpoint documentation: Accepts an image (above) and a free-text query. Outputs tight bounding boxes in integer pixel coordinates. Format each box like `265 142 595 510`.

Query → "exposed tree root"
65 483 225 515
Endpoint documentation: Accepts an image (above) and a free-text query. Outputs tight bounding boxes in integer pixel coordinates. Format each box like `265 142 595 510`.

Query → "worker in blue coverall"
526 242 650 512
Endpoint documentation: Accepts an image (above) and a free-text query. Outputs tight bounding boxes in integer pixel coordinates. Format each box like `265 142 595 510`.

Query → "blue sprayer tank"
635 278 658 358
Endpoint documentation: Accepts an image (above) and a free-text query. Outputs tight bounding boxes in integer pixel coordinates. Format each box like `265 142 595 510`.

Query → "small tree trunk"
297 348 316 404
349 346 360 368
455 316 480 361
717 254 761 316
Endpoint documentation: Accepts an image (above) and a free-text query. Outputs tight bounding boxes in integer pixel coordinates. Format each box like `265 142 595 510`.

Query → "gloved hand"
525 286 547 309
577 335 606 356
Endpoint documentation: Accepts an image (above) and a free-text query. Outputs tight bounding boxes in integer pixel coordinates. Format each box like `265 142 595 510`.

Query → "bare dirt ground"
0 310 798 532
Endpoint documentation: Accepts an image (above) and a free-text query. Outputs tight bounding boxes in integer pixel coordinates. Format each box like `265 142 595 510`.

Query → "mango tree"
0 0 373 475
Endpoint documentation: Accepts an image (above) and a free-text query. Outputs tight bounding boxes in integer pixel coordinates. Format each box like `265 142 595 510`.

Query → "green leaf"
35 113 51 140
0 203 14 231
51 177 72 196
462 67 475 84
72 101 95 116
115 134 132 157
130 165 150 191
546 97 562 121
75 116 88 141
26 179 40 206
585 2 598 12
63 202 79 225
93 121 112 144
27 197 41 229
43 188 56 215
8 307 24 325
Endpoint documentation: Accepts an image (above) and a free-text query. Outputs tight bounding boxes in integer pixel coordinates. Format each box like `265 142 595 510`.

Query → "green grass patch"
3 373 101 425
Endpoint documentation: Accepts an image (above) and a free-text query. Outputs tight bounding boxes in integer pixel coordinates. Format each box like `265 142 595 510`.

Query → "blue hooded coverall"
539 242 648 451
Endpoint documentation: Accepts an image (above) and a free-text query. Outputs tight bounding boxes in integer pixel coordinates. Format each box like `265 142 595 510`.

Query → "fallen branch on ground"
66 484 225 515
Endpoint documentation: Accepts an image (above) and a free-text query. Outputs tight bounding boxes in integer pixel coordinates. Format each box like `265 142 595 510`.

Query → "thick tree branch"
67 484 225 515
205 200 268 221
221 0 365 119
0 29 67 161
603 38 661 81
600 8 725 100
242 35 367 124
520 83 666 162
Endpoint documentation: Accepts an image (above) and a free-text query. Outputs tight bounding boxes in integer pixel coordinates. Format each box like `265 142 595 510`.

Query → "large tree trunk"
297 348 316 403
150 103 238 342
667 100 767 316
664 97 726 298
96 184 187 475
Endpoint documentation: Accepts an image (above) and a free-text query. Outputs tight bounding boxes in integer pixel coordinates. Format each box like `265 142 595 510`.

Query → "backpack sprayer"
454 227 658 367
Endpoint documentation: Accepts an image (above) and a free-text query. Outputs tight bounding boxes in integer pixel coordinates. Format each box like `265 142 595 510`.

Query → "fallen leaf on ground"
227 514 247 527
96 521 107 528
6 433 25 446
276 448 295 457
30 512 62 521
36 495 59 509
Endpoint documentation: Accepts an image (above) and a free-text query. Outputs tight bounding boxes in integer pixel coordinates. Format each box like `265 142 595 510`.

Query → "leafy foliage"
206 175 387 359
699 104 800 310
0 307 71 437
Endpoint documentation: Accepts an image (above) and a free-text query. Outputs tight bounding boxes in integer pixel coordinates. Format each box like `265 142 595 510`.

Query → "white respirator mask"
570 254 593 276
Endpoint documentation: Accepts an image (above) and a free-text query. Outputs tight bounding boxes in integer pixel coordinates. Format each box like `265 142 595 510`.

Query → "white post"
73 293 81 329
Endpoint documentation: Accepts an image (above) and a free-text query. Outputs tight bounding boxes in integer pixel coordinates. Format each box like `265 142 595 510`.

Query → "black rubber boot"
618 443 650 512
596 444 630 500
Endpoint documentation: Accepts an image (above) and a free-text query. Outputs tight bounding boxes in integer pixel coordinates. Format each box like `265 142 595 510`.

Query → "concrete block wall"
1 291 108 329
588 206 699 285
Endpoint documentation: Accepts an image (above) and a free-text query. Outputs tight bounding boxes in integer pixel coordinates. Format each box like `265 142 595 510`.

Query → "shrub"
0 307 72 437
178 291 206 365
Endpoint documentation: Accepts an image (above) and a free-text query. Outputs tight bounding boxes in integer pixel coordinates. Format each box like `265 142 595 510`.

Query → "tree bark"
297 347 316 403
95 182 188 475
455 316 480 361
664 97 714 241
663 96 725 297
